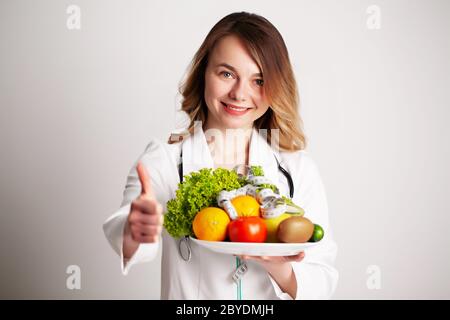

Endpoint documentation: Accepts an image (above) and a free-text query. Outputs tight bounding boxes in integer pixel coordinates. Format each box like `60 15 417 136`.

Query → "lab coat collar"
181 122 280 185
248 128 281 185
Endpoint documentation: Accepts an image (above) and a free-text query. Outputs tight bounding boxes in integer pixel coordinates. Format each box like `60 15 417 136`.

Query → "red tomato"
228 217 267 243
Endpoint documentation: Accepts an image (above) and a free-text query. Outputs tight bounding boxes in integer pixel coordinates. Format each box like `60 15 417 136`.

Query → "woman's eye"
255 79 264 86
221 71 233 78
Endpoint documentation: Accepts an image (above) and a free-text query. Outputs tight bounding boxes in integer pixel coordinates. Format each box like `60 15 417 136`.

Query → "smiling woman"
103 11 338 301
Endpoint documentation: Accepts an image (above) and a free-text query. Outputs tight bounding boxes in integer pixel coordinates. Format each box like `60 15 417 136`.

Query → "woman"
103 12 338 300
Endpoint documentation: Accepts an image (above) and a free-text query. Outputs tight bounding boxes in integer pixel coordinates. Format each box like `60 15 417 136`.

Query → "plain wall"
0 0 449 299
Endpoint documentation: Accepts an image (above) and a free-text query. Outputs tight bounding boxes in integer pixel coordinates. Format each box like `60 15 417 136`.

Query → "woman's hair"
168 11 306 152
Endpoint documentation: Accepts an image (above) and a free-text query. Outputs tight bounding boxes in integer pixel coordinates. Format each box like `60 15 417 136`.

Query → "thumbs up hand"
126 161 164 244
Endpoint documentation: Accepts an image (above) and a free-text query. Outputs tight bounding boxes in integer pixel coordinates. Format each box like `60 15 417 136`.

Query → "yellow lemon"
192 207 230 241
231 195 260 217
263 213 293 243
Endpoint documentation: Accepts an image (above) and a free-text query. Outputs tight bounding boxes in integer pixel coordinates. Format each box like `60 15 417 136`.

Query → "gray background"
1 0 449 299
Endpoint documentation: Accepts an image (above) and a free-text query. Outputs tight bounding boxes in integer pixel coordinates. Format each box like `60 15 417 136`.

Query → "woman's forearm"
264 262 297 299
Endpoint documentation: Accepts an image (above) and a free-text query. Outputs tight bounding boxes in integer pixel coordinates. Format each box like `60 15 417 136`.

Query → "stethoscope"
177 148 294 262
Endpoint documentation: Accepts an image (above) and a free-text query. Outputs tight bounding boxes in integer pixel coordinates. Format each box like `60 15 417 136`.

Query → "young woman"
103 12 338 300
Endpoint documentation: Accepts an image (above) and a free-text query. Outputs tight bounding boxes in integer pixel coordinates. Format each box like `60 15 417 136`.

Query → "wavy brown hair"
168 12 306 152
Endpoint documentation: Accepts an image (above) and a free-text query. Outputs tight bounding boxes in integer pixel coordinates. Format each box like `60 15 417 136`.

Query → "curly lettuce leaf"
250 166 264 177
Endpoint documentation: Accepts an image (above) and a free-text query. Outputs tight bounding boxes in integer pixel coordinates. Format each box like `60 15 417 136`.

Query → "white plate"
189 237 319 256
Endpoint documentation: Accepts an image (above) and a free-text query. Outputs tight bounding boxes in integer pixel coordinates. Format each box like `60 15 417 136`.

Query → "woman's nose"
229 80 247 102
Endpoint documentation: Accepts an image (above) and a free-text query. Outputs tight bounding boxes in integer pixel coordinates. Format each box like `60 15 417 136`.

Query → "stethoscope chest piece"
178 236 191 261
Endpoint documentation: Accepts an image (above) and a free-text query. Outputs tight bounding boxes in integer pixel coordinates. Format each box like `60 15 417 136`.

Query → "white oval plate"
189 237 319 256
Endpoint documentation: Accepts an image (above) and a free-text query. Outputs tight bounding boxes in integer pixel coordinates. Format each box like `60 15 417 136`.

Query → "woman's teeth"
228 106 246 111
224 103 247 111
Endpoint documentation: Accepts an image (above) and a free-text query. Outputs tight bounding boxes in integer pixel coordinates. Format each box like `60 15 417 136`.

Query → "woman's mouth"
221 102 251 116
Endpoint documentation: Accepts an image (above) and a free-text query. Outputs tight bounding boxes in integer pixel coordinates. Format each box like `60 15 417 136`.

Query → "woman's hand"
124 161 164 250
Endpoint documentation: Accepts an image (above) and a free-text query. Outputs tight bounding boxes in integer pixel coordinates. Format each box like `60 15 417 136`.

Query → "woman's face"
204 35 270 132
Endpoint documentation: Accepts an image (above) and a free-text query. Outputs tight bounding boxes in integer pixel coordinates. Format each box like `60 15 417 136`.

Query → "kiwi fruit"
277 216 314 243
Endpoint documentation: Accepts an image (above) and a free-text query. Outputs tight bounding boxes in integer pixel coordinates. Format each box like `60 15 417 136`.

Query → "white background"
0 0 449 299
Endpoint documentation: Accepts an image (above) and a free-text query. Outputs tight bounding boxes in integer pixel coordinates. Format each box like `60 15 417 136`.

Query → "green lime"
309 224 324 242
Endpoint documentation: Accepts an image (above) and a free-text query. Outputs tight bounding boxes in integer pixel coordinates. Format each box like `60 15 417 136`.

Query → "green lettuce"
163 166 263 238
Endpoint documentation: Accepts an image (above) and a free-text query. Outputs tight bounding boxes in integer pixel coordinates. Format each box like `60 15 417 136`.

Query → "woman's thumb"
137 161 154 198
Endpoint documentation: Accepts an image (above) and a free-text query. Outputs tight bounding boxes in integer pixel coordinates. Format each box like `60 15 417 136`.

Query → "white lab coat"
103 122 338 299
